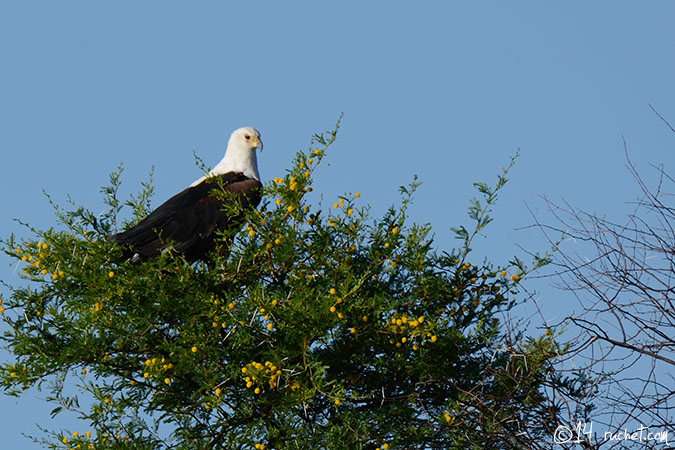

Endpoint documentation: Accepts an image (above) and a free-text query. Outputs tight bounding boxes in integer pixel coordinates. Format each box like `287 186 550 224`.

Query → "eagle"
111 127 263 263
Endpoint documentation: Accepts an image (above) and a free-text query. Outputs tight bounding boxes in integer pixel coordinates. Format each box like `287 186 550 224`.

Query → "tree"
536 110 675 449
1 123 579 449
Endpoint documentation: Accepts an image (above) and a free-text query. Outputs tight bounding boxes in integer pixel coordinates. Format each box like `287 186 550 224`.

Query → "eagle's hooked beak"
255 138 263 152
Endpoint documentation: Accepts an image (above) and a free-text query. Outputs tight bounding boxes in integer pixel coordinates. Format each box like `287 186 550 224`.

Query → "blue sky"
2 2 675 447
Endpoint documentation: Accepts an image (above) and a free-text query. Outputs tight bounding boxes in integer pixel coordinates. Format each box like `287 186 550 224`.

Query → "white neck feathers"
190 128 261 187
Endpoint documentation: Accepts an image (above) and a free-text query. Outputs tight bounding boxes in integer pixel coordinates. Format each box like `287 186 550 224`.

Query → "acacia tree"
1 123 582 449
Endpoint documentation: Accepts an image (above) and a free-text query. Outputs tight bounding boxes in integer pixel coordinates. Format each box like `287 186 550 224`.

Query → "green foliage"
1 123 578 449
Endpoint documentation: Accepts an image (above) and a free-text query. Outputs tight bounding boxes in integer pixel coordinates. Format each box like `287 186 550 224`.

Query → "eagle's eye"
245 134 250 140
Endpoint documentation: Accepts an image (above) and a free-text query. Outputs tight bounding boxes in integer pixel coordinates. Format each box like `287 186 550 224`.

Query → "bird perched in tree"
111 127 263 263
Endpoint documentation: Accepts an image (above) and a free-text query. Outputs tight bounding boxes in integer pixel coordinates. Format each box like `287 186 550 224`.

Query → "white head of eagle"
111 127 264 263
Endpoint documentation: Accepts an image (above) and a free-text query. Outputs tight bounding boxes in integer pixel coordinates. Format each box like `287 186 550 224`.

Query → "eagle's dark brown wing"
111 172 262 262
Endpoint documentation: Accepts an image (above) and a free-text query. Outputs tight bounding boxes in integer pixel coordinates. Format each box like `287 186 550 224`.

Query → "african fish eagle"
111 127 263 262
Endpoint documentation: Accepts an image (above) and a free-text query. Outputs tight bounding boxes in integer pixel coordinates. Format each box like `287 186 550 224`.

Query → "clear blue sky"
2 2 674 448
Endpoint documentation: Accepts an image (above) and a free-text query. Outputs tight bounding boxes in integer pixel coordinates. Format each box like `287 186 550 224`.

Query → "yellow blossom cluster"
14 241 66 280
330 193 362 223
60 429 96 450
7 363 28 378
90 299 108 313
241 360 282 394
209 296 235 331
252 306 276 331
385 312 436 351
141 356 174 382
327 289 345 320
62 429 127 449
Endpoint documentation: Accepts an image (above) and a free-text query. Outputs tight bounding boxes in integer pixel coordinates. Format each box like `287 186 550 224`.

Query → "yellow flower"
329 288 336 295
329 306 336 313
241 367 247 374
287 205 294 213
275 198 282 205
215 388 222 395
314 149 321 155
254 387 261 394
108 271 115 278
355 192 360 198
347 208 353 215
430 335 438 343
307 158 313 164
191 346 198 353
333 202 338 208
391 227 399 234
248 229 255 237
164 377 171 385
266 323 274 330
334 398 341 405
500 270 506 277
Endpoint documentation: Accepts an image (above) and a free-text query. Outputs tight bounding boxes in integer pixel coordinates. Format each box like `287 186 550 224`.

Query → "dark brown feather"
111 172 262 262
